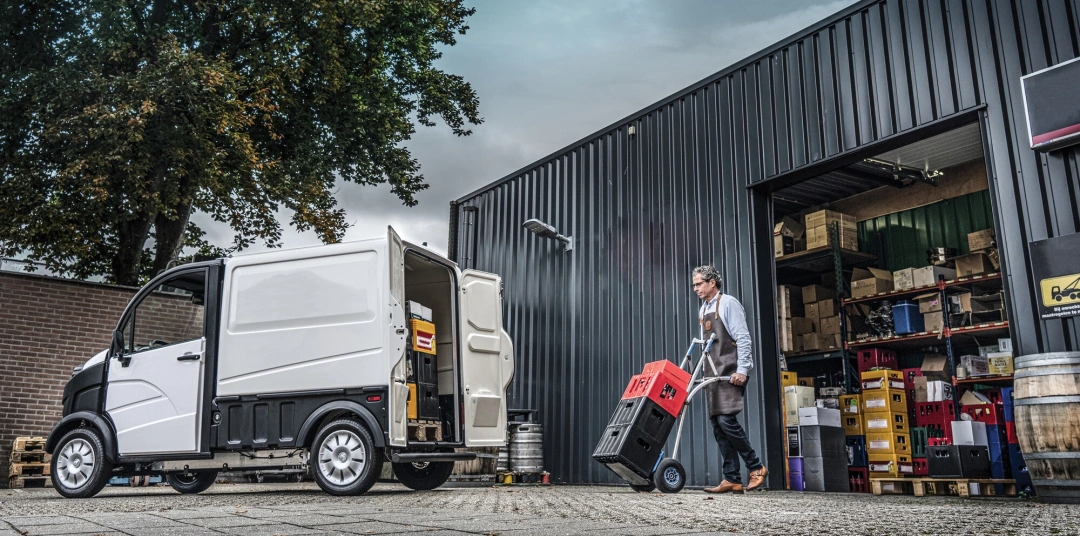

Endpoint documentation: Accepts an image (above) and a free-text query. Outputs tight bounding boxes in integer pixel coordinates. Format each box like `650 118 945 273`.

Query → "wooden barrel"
1013 352 1080 504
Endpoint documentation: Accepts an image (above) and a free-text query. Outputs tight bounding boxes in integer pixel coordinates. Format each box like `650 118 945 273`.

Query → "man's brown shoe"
746 466 768 491
703 480 743 493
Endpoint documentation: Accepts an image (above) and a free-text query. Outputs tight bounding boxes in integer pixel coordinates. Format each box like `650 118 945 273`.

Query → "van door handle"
177 354 200 361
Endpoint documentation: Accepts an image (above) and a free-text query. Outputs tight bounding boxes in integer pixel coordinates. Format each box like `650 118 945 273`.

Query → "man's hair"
692 265 722 288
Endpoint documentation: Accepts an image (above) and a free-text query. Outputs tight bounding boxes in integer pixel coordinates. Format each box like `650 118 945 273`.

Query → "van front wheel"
51 428 113 498
392 460 455 491
311 418 382 496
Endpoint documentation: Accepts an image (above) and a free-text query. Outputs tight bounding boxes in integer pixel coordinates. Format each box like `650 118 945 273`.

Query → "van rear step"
391 451 478 463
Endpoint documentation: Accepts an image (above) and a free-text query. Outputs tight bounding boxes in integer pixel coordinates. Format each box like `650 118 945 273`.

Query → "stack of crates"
1001 387 1033 493
861 364 914 478
781 371 814 490
406 302 440 422
841 393 868 492
593 360 690 486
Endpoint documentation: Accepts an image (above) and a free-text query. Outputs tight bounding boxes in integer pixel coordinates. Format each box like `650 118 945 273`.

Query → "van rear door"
458 270 514 446
387 226 409 447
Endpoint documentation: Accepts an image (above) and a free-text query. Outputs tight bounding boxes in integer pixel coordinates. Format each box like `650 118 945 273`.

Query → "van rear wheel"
51 428 112 499
311 418 382 496
167 471 218 494
392 458 454 491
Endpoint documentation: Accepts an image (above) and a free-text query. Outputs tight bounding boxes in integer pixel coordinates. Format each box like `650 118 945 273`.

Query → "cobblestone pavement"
1 482 1078 536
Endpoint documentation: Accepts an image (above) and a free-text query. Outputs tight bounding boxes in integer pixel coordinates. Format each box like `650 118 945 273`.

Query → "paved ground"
1 482 1078 536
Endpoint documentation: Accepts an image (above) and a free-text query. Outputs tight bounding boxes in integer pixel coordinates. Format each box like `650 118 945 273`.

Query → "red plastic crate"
924 423 954 444
912 457 929 476
901 368 922 390
621 361 691 417
962 403 1005 425
928 436 951 447
914 401 956 427
1006 421 1019 444
857 349 898 373
849 467 869 493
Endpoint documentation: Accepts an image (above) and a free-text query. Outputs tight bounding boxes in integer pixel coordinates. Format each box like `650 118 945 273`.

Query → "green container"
910 426 944 458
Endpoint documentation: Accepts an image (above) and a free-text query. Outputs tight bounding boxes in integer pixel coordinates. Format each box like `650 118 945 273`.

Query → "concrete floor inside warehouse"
0 482 1076 536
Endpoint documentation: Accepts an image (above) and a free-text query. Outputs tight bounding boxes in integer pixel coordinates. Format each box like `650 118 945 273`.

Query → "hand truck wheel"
653 458 686 493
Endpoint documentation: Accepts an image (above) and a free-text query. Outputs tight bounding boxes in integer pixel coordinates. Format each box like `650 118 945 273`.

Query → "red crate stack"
962 403 1005 425
915 401 955 443
857 349 898 373
849 467 869 493
901 368 922 421
912 457 929 476
621 360 691 417
1006 421 1019 444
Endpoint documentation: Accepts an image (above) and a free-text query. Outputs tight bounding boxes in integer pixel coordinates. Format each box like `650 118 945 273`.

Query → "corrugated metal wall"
859 189 995 272
451 0 1080 486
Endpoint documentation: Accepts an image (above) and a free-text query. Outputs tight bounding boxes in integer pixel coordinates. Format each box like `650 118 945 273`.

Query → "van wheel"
392 460 454 491
167 471 218 494
312 418 382 496
51 428 113 499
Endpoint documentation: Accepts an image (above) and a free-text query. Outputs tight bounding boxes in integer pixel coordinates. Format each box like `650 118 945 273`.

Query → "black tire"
392 460 454 491
311 418 383 496
629 482 656 493
50 427 113 499
167 471 218 494
652 458 686 494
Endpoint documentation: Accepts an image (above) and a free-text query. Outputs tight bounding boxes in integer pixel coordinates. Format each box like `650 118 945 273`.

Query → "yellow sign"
1040 273 1080 307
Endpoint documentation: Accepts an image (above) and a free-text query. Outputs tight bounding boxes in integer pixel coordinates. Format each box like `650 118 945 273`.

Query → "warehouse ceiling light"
523 219 573 251
850 158 943 188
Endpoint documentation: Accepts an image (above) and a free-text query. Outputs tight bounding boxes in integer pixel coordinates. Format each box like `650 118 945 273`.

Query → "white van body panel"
459 270 515 446
216 239 390 397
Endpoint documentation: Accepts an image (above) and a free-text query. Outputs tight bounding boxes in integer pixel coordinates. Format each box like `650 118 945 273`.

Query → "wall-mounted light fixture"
523 218 573 251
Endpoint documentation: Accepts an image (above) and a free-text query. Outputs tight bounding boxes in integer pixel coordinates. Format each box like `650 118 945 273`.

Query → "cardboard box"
923 311 944 333
802 284 835 305
850 268 894 298
912 266 957 288
791 317 814 335
968 229 995 251
914 377 955 402
916 293 943 314
921 354 950 382
805 224 858 250
774 216 806 239
784 386 816 425
893 268 916 291
804 302 819 323
998 338 1013 353
954 253 993 277
978 344 1000 357
865 411 910 433
816 299 840 318
781 371 798 387
971 291 1005 313
819 315 841 335
863 389 908 414
802 332 838 351
804 209 855 229
987 248 1000 269
780 319 797 352
798 407 842 428
775 234 795 258
986 352 1014 375
861 369 904 391
960 354 990 377
866 431 911 455
960 390 992 406
952 421 989 447
778 285 805 318
797 376 815 387
950 292 973 313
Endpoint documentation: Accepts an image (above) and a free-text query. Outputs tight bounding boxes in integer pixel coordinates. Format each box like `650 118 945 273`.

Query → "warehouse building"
448 0 1080 490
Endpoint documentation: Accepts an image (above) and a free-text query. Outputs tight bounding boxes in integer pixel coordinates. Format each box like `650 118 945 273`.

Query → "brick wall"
0 272 136 485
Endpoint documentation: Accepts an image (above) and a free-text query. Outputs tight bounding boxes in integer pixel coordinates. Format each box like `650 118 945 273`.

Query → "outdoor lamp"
523 218 573 251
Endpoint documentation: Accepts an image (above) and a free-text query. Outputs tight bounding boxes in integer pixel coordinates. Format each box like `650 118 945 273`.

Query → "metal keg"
509 422 544 473
496 447 510 472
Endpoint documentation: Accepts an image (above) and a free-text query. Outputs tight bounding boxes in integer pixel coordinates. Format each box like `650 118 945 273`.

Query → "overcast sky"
194 0 857 257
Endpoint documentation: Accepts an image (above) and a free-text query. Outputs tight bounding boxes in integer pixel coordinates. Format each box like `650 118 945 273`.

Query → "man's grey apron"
702 301 744 416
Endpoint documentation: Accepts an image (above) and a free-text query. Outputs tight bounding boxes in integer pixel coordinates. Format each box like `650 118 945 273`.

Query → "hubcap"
664 467 680 485
57 438 95 489
318 430 366 486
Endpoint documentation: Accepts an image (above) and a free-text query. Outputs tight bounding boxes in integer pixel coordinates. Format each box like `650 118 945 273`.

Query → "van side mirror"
111 329 130 367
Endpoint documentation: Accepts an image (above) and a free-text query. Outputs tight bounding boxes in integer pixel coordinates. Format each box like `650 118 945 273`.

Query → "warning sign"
1031 233 1080 319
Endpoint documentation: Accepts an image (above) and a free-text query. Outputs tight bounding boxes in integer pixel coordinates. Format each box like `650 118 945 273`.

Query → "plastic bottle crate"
593 397 675 485
910 427 944 458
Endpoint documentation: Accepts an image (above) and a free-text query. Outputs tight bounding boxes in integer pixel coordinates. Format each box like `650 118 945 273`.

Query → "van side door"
458 270 515 446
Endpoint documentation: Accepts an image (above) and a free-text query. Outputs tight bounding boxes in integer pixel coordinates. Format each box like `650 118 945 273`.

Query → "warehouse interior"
770 122 1023 494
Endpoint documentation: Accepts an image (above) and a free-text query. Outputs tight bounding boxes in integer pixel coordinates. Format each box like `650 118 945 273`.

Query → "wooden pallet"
12 437 46 453
871 477 1017 497
7 475 51 489
10 451 50 464
408 420 443 442
8 462 50 477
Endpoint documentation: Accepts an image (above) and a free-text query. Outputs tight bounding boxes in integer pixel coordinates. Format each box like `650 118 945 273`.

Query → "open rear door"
387 227 409 447
459 270 515 446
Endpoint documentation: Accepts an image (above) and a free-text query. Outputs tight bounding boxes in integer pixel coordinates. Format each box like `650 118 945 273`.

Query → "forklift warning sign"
1031 232 1080 319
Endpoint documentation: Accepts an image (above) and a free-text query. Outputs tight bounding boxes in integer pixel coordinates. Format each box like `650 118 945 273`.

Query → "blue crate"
892 301 925 335
846 435 868 468
986 425 1009 465
1001 387 1014 422
1008 444 1032 487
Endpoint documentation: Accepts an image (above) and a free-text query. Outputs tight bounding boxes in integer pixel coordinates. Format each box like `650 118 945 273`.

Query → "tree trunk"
152 200 193 277
113 215 154 286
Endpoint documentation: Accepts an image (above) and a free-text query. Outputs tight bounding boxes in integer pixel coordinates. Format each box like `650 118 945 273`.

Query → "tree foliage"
0 0 480 285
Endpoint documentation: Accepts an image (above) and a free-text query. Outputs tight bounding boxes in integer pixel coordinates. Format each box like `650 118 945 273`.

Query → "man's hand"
729 373 747 386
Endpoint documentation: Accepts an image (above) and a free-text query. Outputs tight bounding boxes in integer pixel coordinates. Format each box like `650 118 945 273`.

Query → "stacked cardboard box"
952 229 1002 278
777 285 806 353
803 210 858 251
800 284 841 352
774 216 806 259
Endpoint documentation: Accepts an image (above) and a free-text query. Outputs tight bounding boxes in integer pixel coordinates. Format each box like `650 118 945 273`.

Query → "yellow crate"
781 371 798 388
860 370 905 391
866 431 911 455
840 394 861 414
843 414 864 436
868 454 914 477
407 383 418 420
864 411 910 433
410 319 437 355
862 388 908 414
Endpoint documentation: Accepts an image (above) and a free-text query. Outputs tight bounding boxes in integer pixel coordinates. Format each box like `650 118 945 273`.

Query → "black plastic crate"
407 351 438 385
593 397 676 484
927 445 991 479
416 382 440 420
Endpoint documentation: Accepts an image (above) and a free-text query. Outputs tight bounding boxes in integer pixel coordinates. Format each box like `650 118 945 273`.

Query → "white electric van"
45 227 514 498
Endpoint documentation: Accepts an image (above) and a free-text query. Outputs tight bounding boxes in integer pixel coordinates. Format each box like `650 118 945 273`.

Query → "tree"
0 0 480 285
